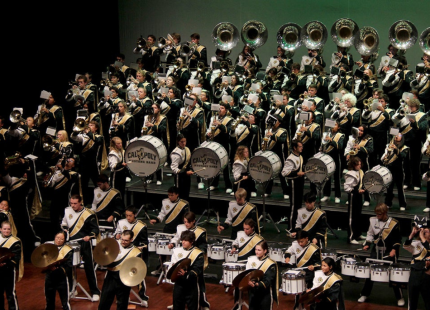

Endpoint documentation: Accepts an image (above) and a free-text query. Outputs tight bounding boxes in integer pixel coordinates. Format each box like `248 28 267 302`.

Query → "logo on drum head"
127 147 158 162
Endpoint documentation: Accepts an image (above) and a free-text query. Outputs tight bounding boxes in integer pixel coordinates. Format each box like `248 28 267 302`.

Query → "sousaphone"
354 26 380 56
241 20 268 50
331 18 359 47
389 20 418 51
212 22 240 52
300 20 328 50
277 23 302 52
419 27 430 56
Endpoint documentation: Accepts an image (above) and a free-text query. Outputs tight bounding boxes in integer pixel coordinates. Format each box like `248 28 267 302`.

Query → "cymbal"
119 257 147 287
0 248 15 264
232 269 264 290
41 258 68 273
166 258 191 283
31 244 59 268
299 286 324 305
93 238 120 266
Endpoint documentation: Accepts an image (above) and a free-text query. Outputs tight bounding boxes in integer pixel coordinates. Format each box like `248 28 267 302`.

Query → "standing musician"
108 137 127 199
356 54 377 75
353 69 378 109
99 87 123 139
34 92 65 133
214 74 243 105
381 133 408 210
44 232 73 310
411 59 430 111
301 49 326 71
285 63 307 99
61 194 100 300
236 45 262 72
337 93 361 135
164 33 182 65
0 200 17 236
110 102 134 148
330 45 354 70
189 33 208 67
296 111 321 170
231 219 264 261
131 87 153 138
217 188 259 240
54 130 74 159
231 114 260 158
266 46 293 73
73 75 96 112
359 203 403 306
162 86 183 158
98 230 143 310
245 241 278 310
0 221 22 310
344 157 365 244
178 93 205 154
111 53 131 83
291 192 327 249
232 146 256 200
171 230 204 310
171 135 193 201
328 64 351 94
282 140 305 230
140 35 161 73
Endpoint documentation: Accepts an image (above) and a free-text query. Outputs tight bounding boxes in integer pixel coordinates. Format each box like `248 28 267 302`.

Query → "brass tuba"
330 18 359 47
212 22 240 51
354 26 379 56
389 20 418 51
9 110 25 124
419 27 430 56
241 20 268 50
300 20 328 50
277 23 302 51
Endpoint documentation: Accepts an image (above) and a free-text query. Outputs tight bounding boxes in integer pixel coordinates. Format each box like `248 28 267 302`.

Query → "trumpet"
36 101 48 127
349 138 360 156
185 84 194 92
262 127 271 151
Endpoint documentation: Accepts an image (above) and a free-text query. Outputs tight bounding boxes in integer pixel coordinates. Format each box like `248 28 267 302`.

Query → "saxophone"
210 112 219 141
177 107 189 132
382 137 396 165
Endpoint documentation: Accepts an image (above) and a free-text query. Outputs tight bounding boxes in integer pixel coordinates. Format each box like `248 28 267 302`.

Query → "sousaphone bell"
389 20 418 51
212 22 240 52
277 23 302 52
300 20 328 50
331 18 359 47
354 26 380 56
419 27 430 56
241 20 268 50
73 118 87 133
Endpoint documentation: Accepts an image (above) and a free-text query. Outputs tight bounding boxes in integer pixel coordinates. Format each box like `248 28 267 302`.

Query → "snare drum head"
305 153 335 183
191 142 228 179
248 151 281 183
125 136 167 177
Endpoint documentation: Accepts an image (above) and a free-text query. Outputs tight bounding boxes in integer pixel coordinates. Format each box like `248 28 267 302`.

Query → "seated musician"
171 230 204 310
359 203 403 306
285 230 321 310
98 230 143 310
44 232 73 310
231 219 264 261
217 188 259 240
306 257 345 310
290 192 327 249
0 221 22 310
245 241 278 310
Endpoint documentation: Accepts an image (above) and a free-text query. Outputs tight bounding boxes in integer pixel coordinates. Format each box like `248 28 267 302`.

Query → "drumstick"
193 167 206 173
234 178 245 184
303 168 318 174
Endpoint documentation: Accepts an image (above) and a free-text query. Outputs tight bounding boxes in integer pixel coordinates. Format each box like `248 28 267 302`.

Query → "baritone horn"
300 20 328 50
419 27 430 56
331 18 359 47
10 110 25 124
135 36 149 53
241 20 268 50
389 20 418 51
354 26 379 56
73 118 87 133
212 22 240 51
277 23 302 51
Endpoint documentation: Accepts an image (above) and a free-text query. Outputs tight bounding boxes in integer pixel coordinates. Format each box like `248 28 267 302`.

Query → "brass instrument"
73 118 87 133
231 116 241 131
241 20 268 50
348 138 360 157
389 20 418 51
185 84 194 92
363 98 372 111
180 41 197 57
210 111 219 140
419 27 430 56
9 110 25 124
294 123 304 141
177 107 190 132
212 22 240 51
43 149 71 188
354 26 379 56
300 20 328 50
4 152 22 170
383 137 396 165
135 36 150 53
36 101 48 127
330 18 359 47
277 23 302 51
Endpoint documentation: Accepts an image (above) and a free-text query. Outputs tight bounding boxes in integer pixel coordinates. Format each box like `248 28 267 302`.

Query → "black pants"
199 275 210 308
212 163 232 189
266 171 289 195
323 155 342 198
110 169 127 199
371 132 387 165
173 276 199 310
408 269 430 310
249 286 273 310
77 240 100 296
175 172 191 202
233 177 254 201
288 177 304 230
80 160 99 203
45 270 70 310
347 190 363 242
98 271 131 310
0 268 19 310
405 142 422 188
385 168 407 209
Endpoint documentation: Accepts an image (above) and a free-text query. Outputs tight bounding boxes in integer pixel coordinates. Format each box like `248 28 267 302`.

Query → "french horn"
330 18 359 47
241 20 268 50
277 23 302 51
389 20 418 50
300 20 328 50
212 22 239 51
419 27 430 56
354 26 379 56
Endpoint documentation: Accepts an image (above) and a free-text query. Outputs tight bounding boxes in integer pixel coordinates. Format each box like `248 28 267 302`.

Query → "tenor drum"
148 235 158 252
248 151 282 183
390 264 410 283
269 246 286 263
125 136 168 177
221 263 246 286
341 258 356 276
224 247 238 263
281 270 306 294
209 243 225 260
156 238 173 255
162 262 174 285
354 262 371 279
191 141 228 179
68 242 81 266
363 165 392 194
321 249 337 261
371 265 390 282
304 152 336 183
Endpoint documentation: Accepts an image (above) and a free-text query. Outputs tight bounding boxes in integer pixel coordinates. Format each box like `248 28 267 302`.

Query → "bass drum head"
125 136 167 177
363 167 392 194
248 151 281 183
304 153 335 183
191 142 228 179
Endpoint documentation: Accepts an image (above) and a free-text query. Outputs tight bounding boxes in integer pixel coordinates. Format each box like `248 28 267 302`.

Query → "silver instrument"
212 22 240 51
9 110 25 124
300 20 328 50
241 20 268 50
330 18 359 47
277 23 302 51
354 26 379 56
419 27 430 56
389 20 418 51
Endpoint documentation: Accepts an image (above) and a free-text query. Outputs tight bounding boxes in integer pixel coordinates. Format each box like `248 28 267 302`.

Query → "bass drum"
304 152 336 183
248 151 282 183
125 136 167 177
191 141 228 179
363 165 392 194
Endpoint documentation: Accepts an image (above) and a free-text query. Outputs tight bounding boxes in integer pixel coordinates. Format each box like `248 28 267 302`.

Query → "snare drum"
209 243 225 260
371 265 390 282
304 152 336 183
148 235 158 252
248 151 282 183
156 239 173 255
390 264 410 283
321 249 337 261
354 262 371 279
162 262 174 285
281 270 306 294
363 165 392 194
269 247 286 263
191 141 228 179
224 247 238 263
221 263 246 286
341 258 357 276
68 242 81 266
125 136 168 177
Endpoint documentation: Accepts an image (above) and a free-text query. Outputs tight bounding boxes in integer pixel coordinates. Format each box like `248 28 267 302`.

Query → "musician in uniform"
0 221 22 310
381 57 413 110
171 230 205 310
411 62 430 111
34 92 65 133
285 63 307 99
231 218 264 261
359 203 404 306
98 230 143 310
74 75 96 112
141 35 161 73
130 86 153 138
330 46 354 69
162 86 182 158
108 137 127 199
171 134 193 201
164 33 181 65
0 200 17 236
61 194 100 300
231 114 260 158
265 46 293 73
236 45 262 72
99 87 123 139
301 49 326 71
44 232 73 310
217 188 259 240
297 111 321 174
189 33 207 67
232 146 256 200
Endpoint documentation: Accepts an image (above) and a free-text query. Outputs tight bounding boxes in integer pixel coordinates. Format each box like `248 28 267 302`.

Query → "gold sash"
57 245 73 261
70 209 93 237
109 247 142 271
96 189 120 213
54 171 77 190
179 147 191 173
165 200 188 224
10 179 26 192
297 243 319 267
132 221 146 238
323 273 343 291
214 116 233 137
1 236 24 281
186 247 203 266
258 257 279 304
370 112 386 128
380 218 398 242
232 203 256 227
302 209 325 232
238 234 264 257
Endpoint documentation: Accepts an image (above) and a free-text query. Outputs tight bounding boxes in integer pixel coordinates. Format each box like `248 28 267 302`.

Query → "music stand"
196 177 220 225
70 266 93 301
259 181 280 233
136 176 152 221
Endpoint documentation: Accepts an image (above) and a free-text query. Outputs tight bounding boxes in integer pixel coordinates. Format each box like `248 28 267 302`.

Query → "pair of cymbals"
166 258 191 283
232 269 264 290
119 257 147 287
31 244 59 268
94 238 120 266
298 286 325 305
0 248 15 264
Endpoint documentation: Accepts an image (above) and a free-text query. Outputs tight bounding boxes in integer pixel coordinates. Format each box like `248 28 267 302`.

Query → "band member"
236 45 262 72
381 133 408 210
301 49 326 71
330 45 354 69
61 194 100 300
110 102 134 148
0 200 17 236
217 188 259 240
377 44 405 75
266 46 293 72
231 219 264 261
163 86 183 158
74 75 96 112
171 230 204 310
34 92 65 133
282 140 305 230
109 137 127 198
92 174 124 227
337 93 361 138
291 192 327 249
245 241 278 310
98 230 143 310
231 114 260 157
129 87 151 138
307 257 345 310
164 33 182 65
189 33 207 67
140 35 161 73
344 157 365 244
170 135 193 201
359 203 403 306
285 63 307 99
411 58 430 110
111 53 131 82
403 224 430 310
296 111 321 166
0 221 22 310
99 87 123 139
44 232 73 310
356 53 377 75
178 93 205 155
232 146 256 200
